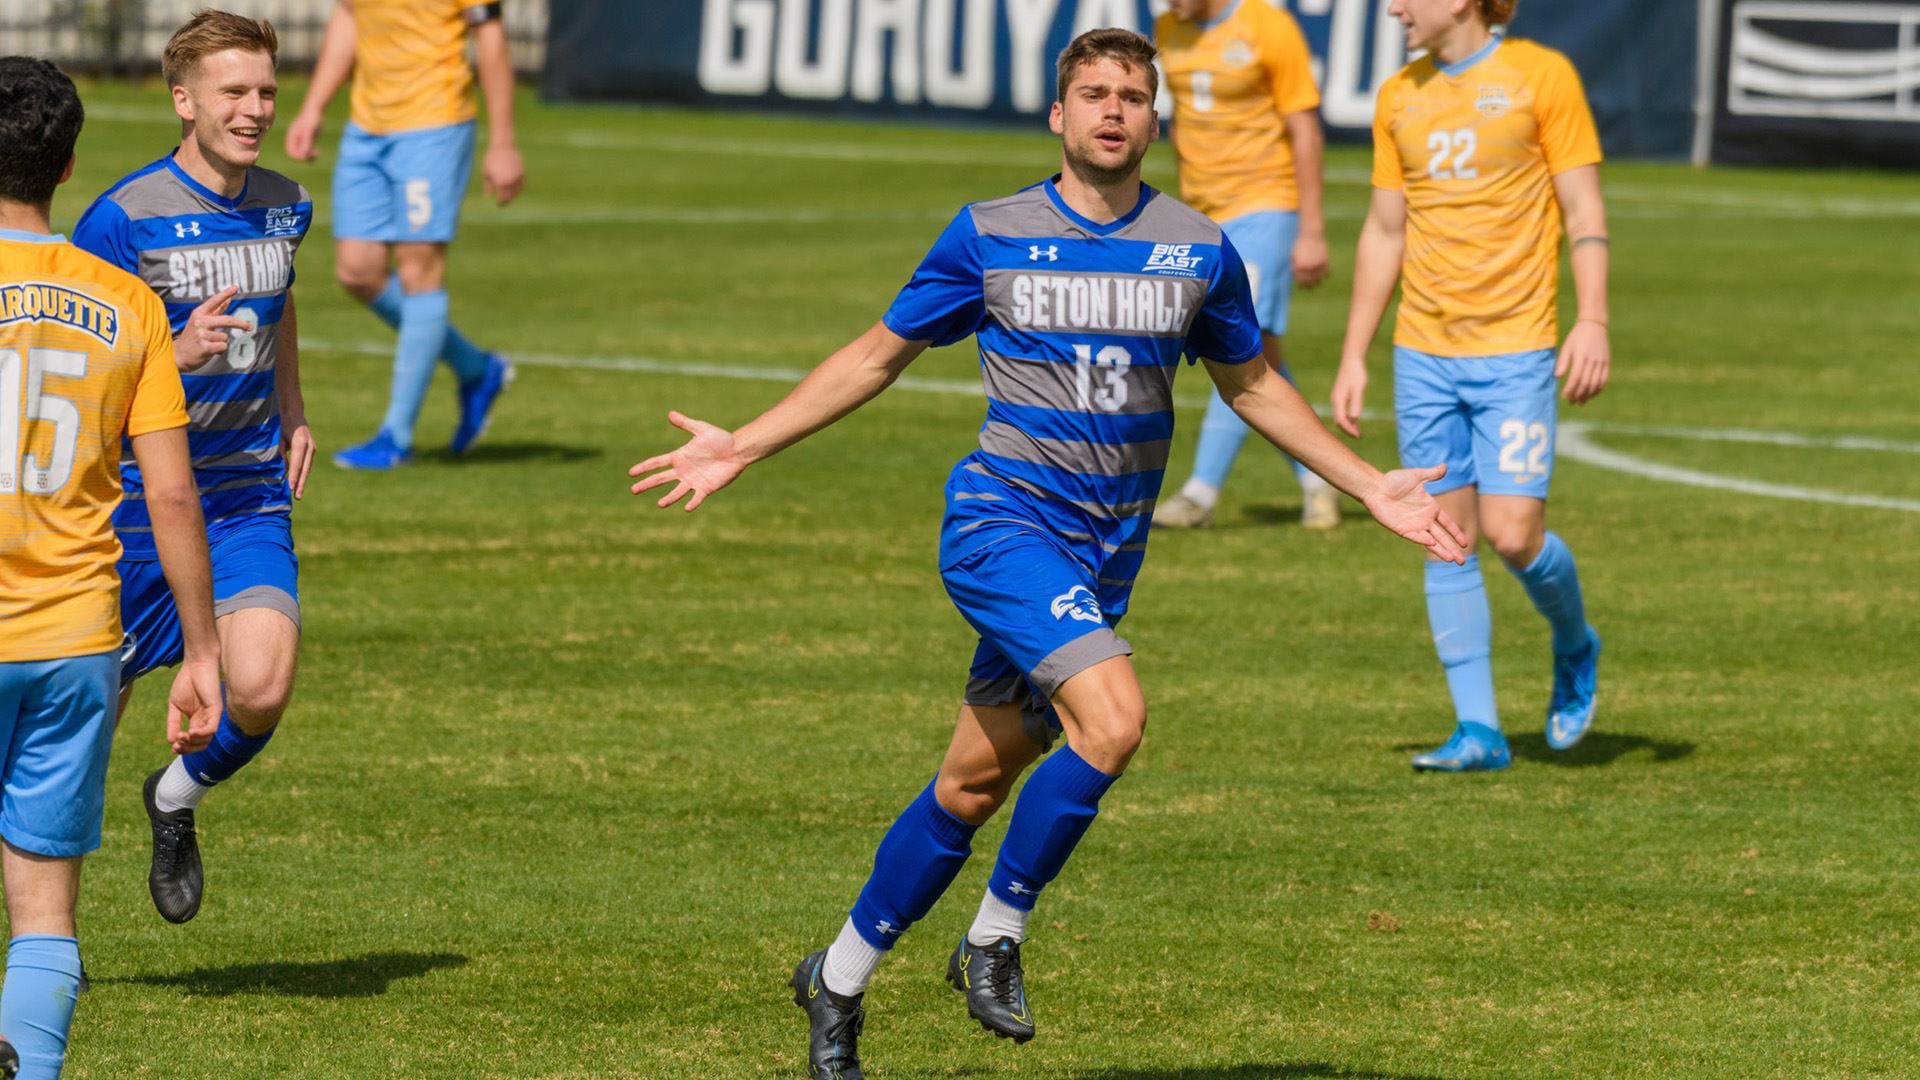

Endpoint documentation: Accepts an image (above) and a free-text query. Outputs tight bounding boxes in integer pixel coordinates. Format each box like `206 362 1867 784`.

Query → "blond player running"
1331 0 1611 770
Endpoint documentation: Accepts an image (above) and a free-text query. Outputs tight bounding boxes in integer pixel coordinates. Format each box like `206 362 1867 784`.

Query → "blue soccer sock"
366 276 491 384
1426 556 1499 731
987 745 1118 912
1508 531 1591 655
379 288 452 449
2 935 80 1080
846 781 977 952
179 708 275 788
1186 387 1254 501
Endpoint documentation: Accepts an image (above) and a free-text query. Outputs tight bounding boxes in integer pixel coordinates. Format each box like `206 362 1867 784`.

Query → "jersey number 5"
1426 129 1479 180
0 347 87 496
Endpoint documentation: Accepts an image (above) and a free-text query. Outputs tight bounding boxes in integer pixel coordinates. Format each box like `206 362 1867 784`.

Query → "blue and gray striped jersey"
885 179 1262 578
73 155 311 560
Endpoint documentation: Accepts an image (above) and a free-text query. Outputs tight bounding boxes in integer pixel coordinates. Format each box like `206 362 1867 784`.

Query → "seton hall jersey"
1156 0 1321 222
72 155 311 560
0 231 188 663
1372 37 1602 357
884 180 1261 583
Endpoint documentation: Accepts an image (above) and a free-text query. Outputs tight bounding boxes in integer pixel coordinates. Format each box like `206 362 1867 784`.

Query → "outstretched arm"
628 321 929 511
1330 186 1407 438
1553 164 1611 404
1203 356 1468 563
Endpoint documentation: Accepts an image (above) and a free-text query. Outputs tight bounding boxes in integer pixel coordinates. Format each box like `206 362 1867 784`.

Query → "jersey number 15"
0 347 87 496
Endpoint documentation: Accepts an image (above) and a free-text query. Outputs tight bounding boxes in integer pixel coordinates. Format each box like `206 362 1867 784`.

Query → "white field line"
309 338 1920 512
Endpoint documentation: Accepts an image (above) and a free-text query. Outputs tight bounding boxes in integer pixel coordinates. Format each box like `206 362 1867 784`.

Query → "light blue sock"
366 277 490 384
179 707 275 787
2 935 80 1080
379 289 451 450
1508 531 1590 655
847 781 977 950
987 746 1118 912
1426 556 1499 730
1190 387 1253 493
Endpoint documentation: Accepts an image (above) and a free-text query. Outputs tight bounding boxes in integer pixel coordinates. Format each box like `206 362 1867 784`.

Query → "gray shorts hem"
214 585 301 628
1029 627 1132 699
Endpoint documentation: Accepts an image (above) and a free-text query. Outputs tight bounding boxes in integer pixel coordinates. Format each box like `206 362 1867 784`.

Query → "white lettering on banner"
1322 0 1406 128
775 0 853 99
924 0 994 106
1005 0 1065 113
850 0 920 104
698 0 774 94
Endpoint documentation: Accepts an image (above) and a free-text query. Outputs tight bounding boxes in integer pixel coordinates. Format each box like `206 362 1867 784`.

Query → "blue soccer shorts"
119 512 300 687
333 121 477 244
0 650 120 857
1394 346 1560 498
942 518 1133 751
1220 210 1299 336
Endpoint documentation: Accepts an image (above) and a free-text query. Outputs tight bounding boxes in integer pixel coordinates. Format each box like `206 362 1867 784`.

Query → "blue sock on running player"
2 935 80 1080
1426 556 1499 730
1508 532 1590 655
367 276 491 384
379 289 452 449
986 745 1118 912
1184 366 1309 503
180 708 276 787
826 780 977 995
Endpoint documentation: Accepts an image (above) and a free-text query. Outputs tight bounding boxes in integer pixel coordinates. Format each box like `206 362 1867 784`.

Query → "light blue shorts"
0 651 120 857
1394 346 1559 498
333 121 477 243
1220 210 1299 335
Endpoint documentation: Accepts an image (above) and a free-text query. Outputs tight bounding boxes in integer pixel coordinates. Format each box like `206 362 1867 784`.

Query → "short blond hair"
1478 0 1518 25
162 9 278 87
1056 28 1158 104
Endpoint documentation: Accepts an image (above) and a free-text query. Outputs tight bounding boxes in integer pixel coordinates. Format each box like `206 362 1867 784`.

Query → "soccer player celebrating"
1152 0 1340 529
1331 0 1611 771
284 0 520 469
73 12 313 921
0 56 223 1077
631 29 1468 1077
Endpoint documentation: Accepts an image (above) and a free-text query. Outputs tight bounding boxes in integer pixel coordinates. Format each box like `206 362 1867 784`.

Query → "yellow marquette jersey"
349 0 486 134
1156 0 1321 222
1372 38 1602 357
0 234 186 663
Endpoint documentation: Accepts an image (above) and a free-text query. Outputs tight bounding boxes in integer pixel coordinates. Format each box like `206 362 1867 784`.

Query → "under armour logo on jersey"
1029 244 1058 262
175 221 202 239
1049 586 1103 625
1142 243 1202 276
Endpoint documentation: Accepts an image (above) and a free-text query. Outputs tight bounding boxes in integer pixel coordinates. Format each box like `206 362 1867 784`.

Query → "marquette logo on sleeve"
1143 243 1204 277
0 283 119 346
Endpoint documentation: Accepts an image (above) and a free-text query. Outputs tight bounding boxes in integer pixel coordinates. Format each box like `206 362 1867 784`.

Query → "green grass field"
49 80 1920 1078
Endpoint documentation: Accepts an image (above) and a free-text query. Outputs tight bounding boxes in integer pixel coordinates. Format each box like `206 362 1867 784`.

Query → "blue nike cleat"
451 353 513 455
1410 721 1512 772
332 430 412 470
1546 627 1601 751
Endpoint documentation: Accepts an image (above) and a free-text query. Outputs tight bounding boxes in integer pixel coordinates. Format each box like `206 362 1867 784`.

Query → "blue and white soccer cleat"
1546 627 1601 751
1410 721 1512 772
451 353 514 455
332 429 412 471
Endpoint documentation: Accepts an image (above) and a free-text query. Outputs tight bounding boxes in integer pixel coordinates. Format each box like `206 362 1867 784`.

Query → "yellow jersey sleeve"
1536 52 1603 174
125 289 187 438
1371 76 1406 190
1265 8 1320 117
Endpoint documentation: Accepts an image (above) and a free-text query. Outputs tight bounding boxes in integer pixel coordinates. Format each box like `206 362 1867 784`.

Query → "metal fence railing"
0 0 548 74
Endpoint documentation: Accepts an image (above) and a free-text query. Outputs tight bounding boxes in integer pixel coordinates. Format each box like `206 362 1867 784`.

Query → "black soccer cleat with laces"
789 948 866 1080
947 936 1035 1043
142 768 203 923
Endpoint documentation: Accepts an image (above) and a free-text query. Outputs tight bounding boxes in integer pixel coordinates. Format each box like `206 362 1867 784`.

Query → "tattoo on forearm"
1572 236 1610 250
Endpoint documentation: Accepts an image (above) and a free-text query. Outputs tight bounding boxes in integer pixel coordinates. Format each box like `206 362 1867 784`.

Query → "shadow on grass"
121 950 468 998
415 441 600 464
1390 731 1695 767
1074 1064 1451 1080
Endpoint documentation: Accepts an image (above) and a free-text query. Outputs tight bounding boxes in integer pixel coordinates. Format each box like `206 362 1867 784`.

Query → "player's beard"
1063 131 1149 189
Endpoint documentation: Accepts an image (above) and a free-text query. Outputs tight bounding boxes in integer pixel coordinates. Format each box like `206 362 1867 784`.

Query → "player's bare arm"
472 13 525 206
129 427 223 753
172 284 249 371
629 322 929 510
278 290 314 499
284 0 355 161
1282 107 1330 288
1553 164 1611 405
1330 185 1409 437
1204 356 1468 562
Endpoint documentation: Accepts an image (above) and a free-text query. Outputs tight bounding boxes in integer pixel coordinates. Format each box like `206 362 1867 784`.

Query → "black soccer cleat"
789 948 866 1080
142 768 203 924
947 936 1035 1044
0 1035 19 1078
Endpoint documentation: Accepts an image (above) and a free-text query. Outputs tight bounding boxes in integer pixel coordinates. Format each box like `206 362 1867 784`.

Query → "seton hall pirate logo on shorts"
1476 85 1512 118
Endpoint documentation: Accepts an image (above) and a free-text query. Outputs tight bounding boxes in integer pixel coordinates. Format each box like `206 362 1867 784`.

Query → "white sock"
967 889 1029 946
153 757 210 813
1178 478 1221 511
1297 468 1334 496
821 917 883 997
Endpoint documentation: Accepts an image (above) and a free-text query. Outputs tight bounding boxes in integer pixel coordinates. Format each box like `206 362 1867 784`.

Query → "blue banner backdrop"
543 0 1695 158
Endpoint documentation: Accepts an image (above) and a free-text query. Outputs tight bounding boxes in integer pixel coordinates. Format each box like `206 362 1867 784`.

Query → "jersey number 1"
0 347 88 496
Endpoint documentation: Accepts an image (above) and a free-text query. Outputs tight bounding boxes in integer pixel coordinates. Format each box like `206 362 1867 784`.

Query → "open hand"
1361 464 1471 564
166 657 223 754
628 411 748 512
1331 360 1368 438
